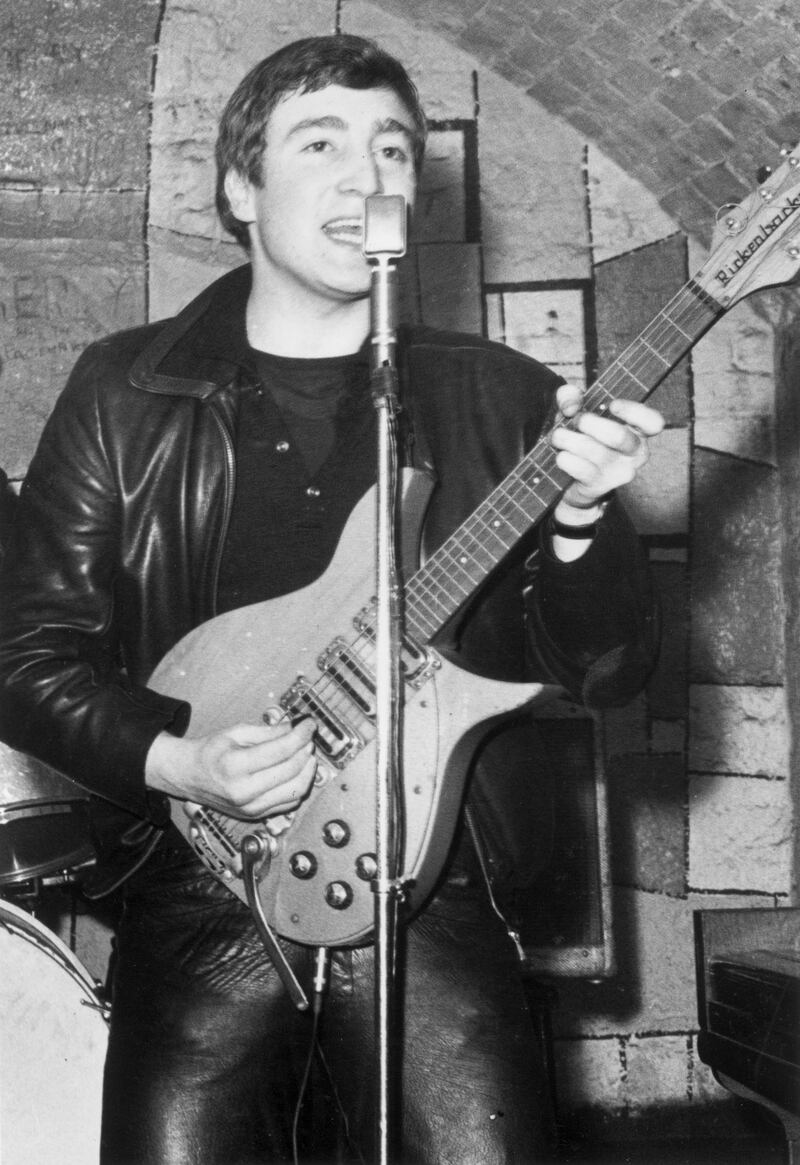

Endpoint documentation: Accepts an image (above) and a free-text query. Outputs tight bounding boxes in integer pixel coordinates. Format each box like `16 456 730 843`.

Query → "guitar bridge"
281 679 364 766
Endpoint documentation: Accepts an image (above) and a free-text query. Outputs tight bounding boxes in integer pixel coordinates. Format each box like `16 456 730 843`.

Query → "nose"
337 146 382 197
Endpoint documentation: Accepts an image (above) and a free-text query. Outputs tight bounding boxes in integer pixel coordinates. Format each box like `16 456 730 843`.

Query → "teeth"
324 219 363 241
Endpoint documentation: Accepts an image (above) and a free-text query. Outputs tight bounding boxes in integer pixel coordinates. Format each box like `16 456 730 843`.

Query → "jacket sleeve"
0 351 188 822
525 494 660 709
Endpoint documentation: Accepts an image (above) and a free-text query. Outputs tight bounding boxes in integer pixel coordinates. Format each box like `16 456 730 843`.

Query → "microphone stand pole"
363 193 407 1165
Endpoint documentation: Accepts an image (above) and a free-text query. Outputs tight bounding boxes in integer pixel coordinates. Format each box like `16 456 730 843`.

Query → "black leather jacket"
0 265 658 891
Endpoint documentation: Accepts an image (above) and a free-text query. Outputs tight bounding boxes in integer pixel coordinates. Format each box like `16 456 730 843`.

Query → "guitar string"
285 284 720 731
404 283 720 641
233 284 724 904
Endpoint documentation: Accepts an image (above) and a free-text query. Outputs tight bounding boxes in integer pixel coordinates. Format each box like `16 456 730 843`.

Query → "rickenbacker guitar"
150 142 800 952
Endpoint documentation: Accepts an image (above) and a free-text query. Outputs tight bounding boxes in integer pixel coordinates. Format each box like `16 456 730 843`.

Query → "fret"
468 511 518 557
603 361 650 400
590 285 722 407
655 310 693 343
640 339 672 367
448 539 502 575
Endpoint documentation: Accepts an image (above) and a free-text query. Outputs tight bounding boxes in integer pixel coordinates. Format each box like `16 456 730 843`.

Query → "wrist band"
547 513 599 540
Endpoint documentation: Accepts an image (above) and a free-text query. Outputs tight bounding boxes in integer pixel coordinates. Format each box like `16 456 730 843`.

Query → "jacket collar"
128 265 254 398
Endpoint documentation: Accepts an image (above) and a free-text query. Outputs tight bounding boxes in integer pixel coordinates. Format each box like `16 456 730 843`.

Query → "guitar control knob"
325 881 353 910
322 819 350 848
289 851 317 880
355 853 378 881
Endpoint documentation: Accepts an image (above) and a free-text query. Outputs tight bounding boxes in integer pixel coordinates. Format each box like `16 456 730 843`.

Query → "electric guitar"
150 141 800 953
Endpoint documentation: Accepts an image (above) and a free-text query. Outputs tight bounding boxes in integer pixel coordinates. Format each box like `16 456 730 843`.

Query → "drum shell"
0 742 95 884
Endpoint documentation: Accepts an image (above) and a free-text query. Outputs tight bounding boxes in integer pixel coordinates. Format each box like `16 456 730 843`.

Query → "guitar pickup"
318 638 376 718
281 678 364 766
353 603 438 689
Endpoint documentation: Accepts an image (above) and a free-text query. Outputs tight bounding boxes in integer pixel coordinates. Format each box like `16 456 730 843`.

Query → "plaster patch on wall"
0 239 145 476
553 1036 626 1112
486 287 586 389
688 773 793 893
692 299 776 465
586 145 679 264
626 1035 691 1111
689 683 789 778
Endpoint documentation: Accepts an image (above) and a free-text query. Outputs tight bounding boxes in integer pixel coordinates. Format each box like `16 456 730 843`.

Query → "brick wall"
373 0 800 247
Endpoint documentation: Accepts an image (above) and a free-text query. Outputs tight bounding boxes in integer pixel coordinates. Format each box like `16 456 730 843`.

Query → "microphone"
362 195 407 375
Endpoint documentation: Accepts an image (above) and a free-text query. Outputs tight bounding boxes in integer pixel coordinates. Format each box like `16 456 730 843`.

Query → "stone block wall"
1 0 796 1152
0 0 162 480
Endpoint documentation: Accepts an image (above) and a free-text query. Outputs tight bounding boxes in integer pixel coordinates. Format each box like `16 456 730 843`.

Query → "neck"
246 269 370 358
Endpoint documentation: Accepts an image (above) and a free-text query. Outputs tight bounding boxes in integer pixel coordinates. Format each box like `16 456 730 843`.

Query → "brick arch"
370 0 800 243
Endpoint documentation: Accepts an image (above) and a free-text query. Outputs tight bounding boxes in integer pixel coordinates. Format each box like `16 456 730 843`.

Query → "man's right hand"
144 717 317 820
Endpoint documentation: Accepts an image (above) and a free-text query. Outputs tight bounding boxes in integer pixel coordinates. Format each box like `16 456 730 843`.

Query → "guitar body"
149 479 548 948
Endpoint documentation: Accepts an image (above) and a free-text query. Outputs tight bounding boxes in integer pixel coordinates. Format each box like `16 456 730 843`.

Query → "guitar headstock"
696 141 800 308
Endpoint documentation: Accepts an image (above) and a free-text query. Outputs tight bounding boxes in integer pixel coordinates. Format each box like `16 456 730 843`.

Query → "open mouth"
323 218 364 247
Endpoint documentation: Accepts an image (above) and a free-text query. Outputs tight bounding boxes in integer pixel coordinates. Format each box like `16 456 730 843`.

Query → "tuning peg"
757 165 773 184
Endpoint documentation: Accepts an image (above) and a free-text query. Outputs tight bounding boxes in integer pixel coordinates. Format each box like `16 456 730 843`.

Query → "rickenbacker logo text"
716 193 800 285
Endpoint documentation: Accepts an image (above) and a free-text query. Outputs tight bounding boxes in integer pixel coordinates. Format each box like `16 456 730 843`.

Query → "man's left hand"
551 383 664 514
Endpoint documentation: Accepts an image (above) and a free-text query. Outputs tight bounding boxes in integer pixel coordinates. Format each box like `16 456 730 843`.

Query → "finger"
552 418 627 463
554 427 645 495
248 753 318 818
555 382 583 418
229 715 315 754
553 448 609 493
228 719 294 747
607 398 664 437
570 412 649 459
222 745 316 818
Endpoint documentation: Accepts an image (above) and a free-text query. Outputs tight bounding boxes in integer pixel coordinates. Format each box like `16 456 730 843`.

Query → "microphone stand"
363 193 407 1165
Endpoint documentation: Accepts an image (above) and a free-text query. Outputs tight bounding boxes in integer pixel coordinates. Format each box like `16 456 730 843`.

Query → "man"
0 34 662 1164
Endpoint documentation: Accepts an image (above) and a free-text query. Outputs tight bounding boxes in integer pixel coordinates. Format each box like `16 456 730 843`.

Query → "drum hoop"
0 898 105 1005
0 799 86 823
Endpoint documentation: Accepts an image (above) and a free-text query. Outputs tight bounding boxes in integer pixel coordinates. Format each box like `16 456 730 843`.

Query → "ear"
224 169 257 225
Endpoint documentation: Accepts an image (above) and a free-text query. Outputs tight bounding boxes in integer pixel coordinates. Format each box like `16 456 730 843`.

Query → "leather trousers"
100 833 555 1165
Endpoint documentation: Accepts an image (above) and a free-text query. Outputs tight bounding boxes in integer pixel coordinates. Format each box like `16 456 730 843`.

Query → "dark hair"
215 34 427 248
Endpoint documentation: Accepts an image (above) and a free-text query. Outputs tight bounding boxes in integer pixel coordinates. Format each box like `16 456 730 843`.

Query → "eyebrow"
286 115 414 141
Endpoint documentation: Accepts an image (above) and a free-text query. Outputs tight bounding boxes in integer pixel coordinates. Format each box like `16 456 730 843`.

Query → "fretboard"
405 278 722 643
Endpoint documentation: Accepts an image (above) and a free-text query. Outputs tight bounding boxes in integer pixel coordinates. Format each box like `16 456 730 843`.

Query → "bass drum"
0 899 108 1164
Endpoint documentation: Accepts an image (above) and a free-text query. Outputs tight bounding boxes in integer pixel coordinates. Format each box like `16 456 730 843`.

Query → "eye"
303 139 333 154
380 145 408 162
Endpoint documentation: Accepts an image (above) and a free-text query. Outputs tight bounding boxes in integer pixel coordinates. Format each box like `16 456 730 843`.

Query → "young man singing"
0 34 662 1164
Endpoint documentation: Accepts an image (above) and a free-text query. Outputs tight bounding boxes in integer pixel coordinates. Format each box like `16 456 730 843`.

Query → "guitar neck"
405 277 723 644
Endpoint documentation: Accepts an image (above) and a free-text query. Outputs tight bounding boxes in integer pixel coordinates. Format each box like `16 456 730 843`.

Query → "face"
226 84 418 308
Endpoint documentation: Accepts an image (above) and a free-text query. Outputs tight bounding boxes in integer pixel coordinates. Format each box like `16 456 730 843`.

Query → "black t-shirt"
216 347 377 612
